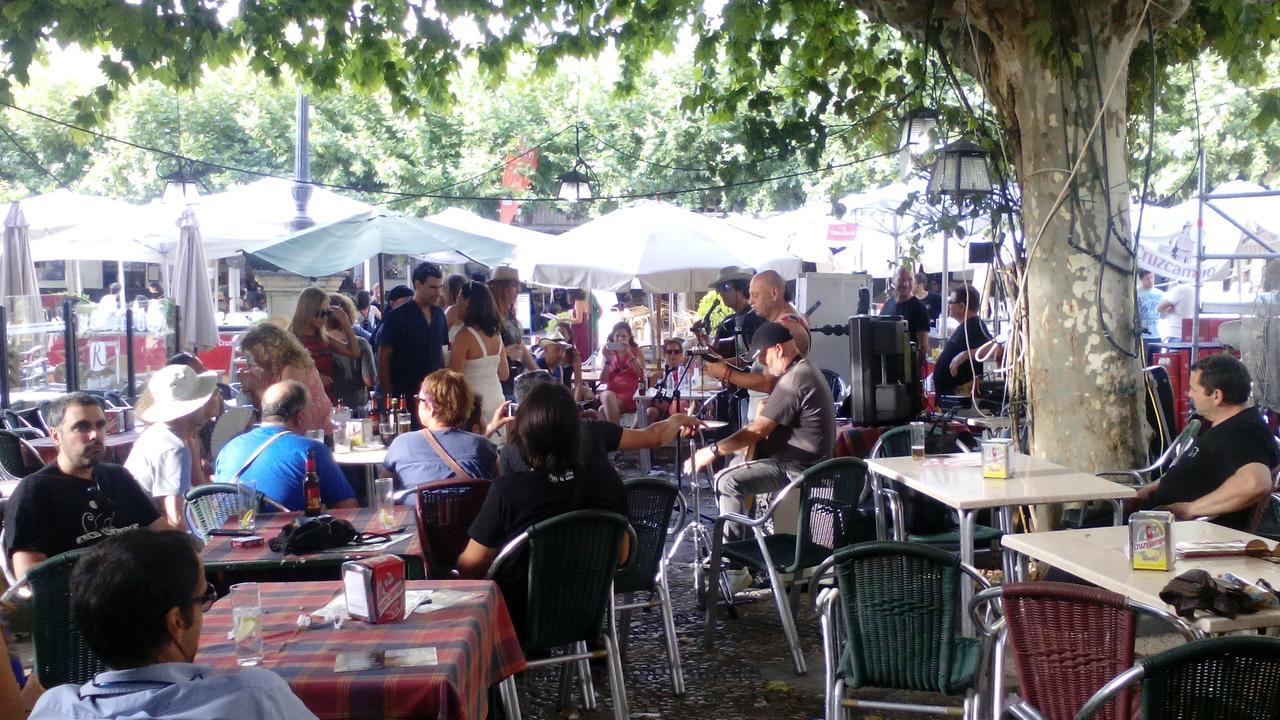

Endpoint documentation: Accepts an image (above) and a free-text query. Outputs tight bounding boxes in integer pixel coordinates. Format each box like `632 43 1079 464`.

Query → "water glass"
236 481 257 532
373 477 396 530
230 583 264 666
909 421 927 460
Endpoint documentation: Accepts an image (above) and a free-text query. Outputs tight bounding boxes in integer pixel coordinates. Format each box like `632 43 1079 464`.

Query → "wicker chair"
23 549 107 687
0 408 44 439
488 509 634 720
814 541 991 720
411 479 491 579
614 477 686 695
707 457 869 675
969 581 1199 720
0 430 42 481
1076 635 1280 720
184 483 289 540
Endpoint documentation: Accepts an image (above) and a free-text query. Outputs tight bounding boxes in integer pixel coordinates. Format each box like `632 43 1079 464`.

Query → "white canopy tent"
423 207 556 277
527 199 803 293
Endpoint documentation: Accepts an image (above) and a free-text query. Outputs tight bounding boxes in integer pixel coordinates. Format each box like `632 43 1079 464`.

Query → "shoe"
724 567 753 594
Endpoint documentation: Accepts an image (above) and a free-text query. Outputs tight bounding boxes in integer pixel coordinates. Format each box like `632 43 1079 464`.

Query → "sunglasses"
664 349 683 355
192 582 218 613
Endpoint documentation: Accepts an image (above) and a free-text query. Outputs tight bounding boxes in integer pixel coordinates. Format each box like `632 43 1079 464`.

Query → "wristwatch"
708 442 722 458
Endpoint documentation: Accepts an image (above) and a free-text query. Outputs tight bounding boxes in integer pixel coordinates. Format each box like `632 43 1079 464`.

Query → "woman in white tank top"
447 281 509 432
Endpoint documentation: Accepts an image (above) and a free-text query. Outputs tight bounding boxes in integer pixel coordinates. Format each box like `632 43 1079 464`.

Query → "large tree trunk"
984 8 1149 474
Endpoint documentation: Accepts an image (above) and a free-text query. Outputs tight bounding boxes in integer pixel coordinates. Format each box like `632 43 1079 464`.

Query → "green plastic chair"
487 509 635 720
815 540 991 720
25 549 108 687
184 483 289 540
1076 635 1280 720
707 457 870 676
870 424 1003 546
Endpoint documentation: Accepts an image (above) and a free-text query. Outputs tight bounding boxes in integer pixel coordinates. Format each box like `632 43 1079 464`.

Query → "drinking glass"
909 421 927 460
230 583 264 666
373 477 396 530
236 481 257 532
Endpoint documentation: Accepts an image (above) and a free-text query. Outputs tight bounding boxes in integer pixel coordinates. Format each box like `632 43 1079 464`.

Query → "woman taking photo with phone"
597 321 645 424
288 286 360 403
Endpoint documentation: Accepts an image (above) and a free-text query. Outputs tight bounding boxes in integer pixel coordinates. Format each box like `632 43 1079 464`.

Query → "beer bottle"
303 449 323 516
397 395 412 436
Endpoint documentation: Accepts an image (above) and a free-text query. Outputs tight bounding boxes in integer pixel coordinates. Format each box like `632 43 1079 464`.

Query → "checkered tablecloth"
198 580 526 720
202 506 426 578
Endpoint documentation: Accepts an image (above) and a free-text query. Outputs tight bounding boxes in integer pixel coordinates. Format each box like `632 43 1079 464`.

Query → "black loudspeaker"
968 241 994 263
856 287 871 316
847 315 921 425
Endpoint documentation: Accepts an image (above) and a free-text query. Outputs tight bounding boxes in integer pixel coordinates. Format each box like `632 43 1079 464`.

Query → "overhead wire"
0 120 71 190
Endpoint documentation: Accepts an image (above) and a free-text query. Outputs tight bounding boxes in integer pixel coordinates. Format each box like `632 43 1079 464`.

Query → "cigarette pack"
343 554 405 624
1130 510 1174 571
230 535 264 549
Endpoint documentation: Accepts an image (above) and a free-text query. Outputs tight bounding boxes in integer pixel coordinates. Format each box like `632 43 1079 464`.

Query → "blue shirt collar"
80 663 211 697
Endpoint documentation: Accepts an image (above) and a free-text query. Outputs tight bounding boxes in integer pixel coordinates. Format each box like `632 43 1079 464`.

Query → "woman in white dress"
448 281 509 433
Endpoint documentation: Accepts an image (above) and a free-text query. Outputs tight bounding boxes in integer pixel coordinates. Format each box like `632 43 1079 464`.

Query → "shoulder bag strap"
231 429 291 484
419 429 474 480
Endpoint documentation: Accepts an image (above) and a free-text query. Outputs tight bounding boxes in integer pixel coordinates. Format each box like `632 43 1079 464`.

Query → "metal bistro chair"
707 457 869 676
869 425 1003 548
487 509 635 720
411 478 492 579
814 541 992 720
184 483 289 541
0 408 45 439
821 368 851 421
969 581 1199 720
1076 635 1280 720
1096 418 1202 487
0 430 43 481
0 549 107 687
614 477 687 695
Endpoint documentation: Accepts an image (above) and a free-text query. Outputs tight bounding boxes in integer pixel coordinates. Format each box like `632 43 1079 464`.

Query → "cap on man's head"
386 285 413 302
749 321 794 356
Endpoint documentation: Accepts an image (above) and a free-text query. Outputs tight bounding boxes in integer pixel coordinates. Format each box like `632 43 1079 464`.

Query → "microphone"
693 297 722 333
856 287 871 315
804 300 822 319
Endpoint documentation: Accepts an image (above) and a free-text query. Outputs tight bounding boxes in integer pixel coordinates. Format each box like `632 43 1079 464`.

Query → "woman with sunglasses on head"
448 282 510 434
384 370 501 492
597 321 645 424
288 287 359 403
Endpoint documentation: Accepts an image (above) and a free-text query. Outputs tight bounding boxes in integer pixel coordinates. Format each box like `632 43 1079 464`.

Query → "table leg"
1110 498 1124 526
635 395 651 473
364 465 376 508
871 473 888 540
997 507 1018 582
958 509 976 637
499 676 523 720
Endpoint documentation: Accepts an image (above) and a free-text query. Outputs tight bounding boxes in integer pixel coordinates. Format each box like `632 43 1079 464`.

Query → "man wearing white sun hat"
124 365 220 528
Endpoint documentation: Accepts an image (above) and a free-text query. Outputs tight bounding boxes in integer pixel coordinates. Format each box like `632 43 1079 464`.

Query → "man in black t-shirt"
1135 355 1279 530
914 270 943 329
377 263 448 428
880 264 930 370
933 285 992 396
3 393 164 580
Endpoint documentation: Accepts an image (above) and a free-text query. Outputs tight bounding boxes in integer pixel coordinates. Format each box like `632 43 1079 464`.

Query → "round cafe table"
334 444 389 505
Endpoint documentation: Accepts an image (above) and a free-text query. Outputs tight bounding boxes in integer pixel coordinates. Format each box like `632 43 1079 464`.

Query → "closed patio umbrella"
2 202 46 325
173 208 218 352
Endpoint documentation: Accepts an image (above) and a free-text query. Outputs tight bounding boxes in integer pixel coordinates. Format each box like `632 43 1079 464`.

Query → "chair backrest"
184 483 242 539
832 540 964 694
506 509 630 651
821 369 851 417
413 479 492 578
614 477 681 594
27 549 108 687
789 457 870 572
1143 365 1177 456
870 425 913 459
0 430 39 479
0 408 41 436
1138 636 1280 719
1164 418 1202 470
1000 582 1137 720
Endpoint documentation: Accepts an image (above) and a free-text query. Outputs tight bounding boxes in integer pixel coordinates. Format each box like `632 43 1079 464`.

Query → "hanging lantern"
926 139 994 197
556 165 593 202
899 107 940 151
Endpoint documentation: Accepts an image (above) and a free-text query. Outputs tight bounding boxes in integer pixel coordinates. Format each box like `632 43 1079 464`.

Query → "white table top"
1003 521 1280 633
332 445 388 465
864 452 1136 510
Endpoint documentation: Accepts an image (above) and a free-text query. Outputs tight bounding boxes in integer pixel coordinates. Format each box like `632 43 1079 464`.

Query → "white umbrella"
172 208 218 351
425 207 555 276
527 199 802 293
14 190 143 241
2 203 45 325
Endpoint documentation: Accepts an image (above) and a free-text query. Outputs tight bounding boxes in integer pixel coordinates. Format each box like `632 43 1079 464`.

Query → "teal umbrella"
249 208 515 276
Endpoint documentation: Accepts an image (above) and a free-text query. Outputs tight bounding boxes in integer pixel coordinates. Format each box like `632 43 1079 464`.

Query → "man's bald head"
749 270 787 319
261 380 309 427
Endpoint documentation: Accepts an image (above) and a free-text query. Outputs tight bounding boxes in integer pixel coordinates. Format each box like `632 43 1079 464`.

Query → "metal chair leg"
575 641 597 710
556 660 575 710
618 591 634 661
832 677 847 720
762 558 806 673
656 570 685 695
602 631 630 720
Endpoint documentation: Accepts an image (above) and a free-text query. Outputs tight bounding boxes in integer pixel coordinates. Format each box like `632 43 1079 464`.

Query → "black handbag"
268 515 388 555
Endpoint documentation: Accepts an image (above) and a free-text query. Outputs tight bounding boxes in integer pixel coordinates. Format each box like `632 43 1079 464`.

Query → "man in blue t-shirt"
377 263 448 429
213 381 357 511
1136 269 1163 338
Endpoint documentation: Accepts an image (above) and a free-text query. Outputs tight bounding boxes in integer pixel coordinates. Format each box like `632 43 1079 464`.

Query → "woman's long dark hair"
462 281 502 336
512 382 580 477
